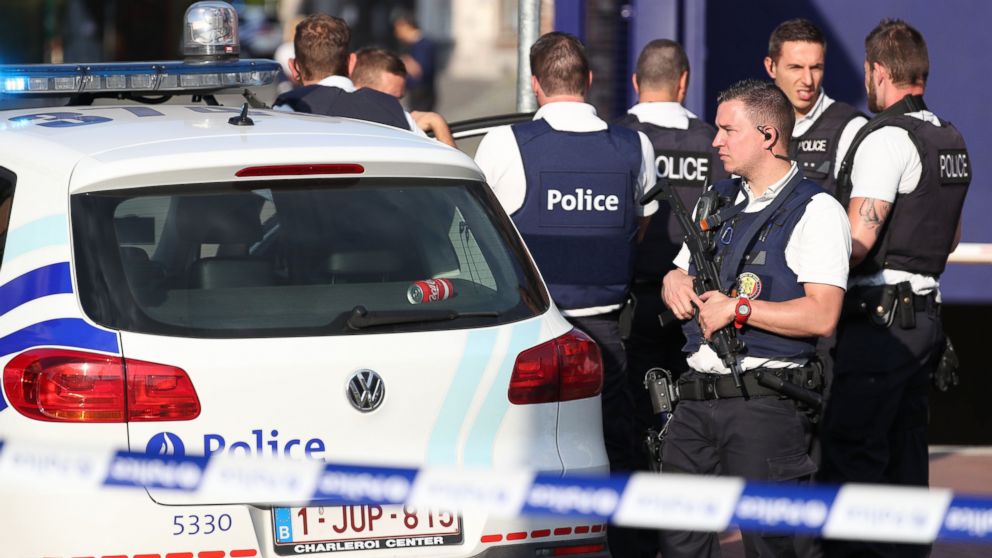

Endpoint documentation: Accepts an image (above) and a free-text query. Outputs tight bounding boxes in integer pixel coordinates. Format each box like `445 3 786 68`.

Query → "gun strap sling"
718 172 809 289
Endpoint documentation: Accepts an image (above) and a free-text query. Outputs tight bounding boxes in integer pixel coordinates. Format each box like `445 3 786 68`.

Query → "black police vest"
616 114 727 277
274 85 410 130
788 101 864 198
837 95 971 277
511 118 642 310
683 176 822 359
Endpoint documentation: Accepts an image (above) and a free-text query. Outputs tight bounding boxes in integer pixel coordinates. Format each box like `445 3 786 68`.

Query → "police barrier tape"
948 242 992 264
1 439 991 545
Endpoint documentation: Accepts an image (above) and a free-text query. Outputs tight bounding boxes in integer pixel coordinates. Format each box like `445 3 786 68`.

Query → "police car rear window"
72 178 548 338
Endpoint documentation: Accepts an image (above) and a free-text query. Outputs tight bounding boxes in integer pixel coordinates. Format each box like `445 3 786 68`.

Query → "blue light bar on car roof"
0 59 279 96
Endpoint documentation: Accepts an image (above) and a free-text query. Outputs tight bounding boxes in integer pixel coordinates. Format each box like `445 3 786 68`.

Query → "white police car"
0 3 609 557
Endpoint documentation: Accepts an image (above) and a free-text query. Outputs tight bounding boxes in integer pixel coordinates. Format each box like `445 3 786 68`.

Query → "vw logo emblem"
347 369 385 412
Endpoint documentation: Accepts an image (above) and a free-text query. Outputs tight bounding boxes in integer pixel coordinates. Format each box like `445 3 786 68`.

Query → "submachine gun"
638 180 824 410
640 180 750 397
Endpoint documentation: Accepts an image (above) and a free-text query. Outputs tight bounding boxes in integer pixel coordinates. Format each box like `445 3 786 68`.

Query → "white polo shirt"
474 101 659 317
673 163 852 374
848 110 941 296
626 101 699 130
793 91 867 179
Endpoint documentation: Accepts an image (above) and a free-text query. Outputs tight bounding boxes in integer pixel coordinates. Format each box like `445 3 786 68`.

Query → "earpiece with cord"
756 125 791 163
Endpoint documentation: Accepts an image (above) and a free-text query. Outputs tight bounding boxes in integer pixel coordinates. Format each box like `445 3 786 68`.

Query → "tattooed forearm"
858 198 891 229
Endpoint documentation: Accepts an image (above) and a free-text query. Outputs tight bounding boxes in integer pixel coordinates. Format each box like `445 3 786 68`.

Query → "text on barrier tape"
1 440 991 544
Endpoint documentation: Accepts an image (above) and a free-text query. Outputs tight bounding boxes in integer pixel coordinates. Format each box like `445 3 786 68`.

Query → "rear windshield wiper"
346 305 500 330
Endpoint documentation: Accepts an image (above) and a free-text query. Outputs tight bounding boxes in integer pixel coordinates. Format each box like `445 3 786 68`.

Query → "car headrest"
175 195 264 244
323 251 405 276
188 257 272 289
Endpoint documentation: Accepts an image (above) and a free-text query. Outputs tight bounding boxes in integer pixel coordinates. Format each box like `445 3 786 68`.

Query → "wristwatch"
734 297 752 329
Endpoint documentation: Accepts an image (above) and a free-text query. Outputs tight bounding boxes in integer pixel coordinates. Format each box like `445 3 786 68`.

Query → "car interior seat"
180 195 273 289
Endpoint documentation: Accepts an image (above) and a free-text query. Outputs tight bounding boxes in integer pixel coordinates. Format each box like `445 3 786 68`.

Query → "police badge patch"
736 272 762 300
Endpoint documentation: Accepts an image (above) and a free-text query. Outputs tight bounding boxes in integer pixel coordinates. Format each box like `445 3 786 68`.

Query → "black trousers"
818 301 942 558
567 313 641 558
658 374 817 558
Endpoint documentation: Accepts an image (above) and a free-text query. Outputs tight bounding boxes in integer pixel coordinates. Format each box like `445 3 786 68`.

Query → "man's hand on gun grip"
697 290 735 340
662 268 704 320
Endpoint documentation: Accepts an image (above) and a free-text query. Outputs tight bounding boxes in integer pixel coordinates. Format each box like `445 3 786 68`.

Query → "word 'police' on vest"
939 151 970 180
547 188 620 211
655 153 709 181
796 139 829 153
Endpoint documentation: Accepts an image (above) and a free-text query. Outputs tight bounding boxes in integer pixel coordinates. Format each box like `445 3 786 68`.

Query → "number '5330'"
173 514 234 535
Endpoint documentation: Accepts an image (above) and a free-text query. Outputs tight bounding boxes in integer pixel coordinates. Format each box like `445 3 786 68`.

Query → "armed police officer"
474 32 657 558
615 42 726 558
765 19 866 197
659 79 850 558
273 14 425 134
618 39 728 425
819 20 970 558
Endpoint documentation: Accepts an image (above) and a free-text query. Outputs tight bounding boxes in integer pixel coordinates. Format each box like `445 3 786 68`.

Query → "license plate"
273 504 463 555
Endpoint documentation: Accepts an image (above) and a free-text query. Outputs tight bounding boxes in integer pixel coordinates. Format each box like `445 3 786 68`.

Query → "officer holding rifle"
656 79 851 558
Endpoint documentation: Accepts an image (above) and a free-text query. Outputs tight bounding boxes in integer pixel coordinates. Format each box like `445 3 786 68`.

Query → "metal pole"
516 0 541 112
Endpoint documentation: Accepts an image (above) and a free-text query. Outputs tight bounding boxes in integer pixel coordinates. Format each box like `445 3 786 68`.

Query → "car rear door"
69 176 565 510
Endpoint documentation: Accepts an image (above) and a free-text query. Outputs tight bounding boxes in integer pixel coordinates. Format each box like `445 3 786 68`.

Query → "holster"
844 282 929 329
642 368 675 473
897 281 916 329
644 367 676 413
618 293 637 341
844 284 897 327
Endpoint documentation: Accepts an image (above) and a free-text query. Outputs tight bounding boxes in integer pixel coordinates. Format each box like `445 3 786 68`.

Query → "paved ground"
716 447 992 557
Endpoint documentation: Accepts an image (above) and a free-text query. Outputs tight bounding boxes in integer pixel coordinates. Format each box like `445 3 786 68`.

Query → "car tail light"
126 359 201 421
508 329 603 405
3 349 200 422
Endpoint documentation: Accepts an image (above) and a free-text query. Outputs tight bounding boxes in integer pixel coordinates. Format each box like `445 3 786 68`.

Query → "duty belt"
676 367 821 401
843 281 939 329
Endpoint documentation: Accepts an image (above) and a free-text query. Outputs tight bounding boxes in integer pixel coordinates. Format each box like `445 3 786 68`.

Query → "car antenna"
228 102 254 126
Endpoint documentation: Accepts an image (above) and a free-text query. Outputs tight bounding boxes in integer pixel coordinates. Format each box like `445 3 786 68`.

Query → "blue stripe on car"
462 319 542 466
0 262 84 414
425 328 499 465
0 318 119 358
3 214 69 261
0 262 73 317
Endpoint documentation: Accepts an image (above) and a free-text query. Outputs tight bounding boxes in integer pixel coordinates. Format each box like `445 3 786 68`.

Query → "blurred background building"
0 0 547 120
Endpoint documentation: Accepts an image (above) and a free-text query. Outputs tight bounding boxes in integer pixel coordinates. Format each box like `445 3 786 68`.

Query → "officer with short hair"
351 47 455 147
351 47 409 99
617 39 728 465
765 18 867 197
819 19 971 558
659 79 851 558
765 21 868 451
273 14 424 134
474 31 657 558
